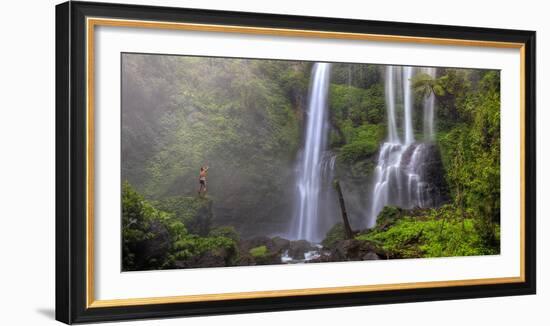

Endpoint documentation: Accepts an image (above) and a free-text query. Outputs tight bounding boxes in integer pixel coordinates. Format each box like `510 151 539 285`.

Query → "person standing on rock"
198 166 209 196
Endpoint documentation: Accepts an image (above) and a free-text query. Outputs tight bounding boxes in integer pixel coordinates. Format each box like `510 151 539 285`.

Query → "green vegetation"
339 124 385 163
171 233 237 263
372 206 404 230
122 181 172 269
209 226 240 242
329 83 385 161
122 54 501 269
327 69 387 185
351 68 502 258
249 245 269 258
122 181 238 270
356 205 499 258
155 196 212 236
321 223 347 249
122 55 307 237
433 70 501 248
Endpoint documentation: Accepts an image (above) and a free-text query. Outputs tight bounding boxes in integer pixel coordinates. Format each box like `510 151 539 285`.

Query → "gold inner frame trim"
86 17 526 309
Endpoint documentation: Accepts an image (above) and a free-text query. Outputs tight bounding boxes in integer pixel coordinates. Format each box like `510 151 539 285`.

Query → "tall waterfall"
293 63 332 242
385 66 400 143
403 67 415 145
423 67 437 140
367 66 438 228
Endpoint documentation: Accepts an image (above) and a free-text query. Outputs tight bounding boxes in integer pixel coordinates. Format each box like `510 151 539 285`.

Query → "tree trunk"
334 179 353 239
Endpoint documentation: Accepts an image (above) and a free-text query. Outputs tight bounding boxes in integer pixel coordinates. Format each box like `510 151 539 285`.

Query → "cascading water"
403 67 415 145
385 66 400 143
293 63 332 242
422 67 437 140
367 66 439 228
290 63 441 237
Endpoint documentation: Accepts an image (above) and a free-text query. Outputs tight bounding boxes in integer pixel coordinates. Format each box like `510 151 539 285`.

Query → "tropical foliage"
122 55 501 269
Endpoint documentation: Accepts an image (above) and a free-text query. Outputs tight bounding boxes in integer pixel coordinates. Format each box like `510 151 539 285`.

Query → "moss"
155 196 213 236
321 223 347 249
357 206 499 258
249 245 269 258
173 235 236 260
374 206 404 230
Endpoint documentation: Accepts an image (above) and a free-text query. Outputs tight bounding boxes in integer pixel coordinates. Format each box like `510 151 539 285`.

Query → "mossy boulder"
321 223 347 249
356 206 500 259
155 196 213 236
235 236 290 266
249 245 268 257
238 236 289 254
374 206 404 231
237 244 280 266
171 233 238 268
308 239 387 263
330 239 386 261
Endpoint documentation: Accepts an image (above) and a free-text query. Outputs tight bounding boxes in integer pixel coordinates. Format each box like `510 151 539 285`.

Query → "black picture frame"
56 1 536 324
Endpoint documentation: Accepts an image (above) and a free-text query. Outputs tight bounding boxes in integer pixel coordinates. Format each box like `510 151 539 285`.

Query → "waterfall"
367 65 438 227
293 63 332 242
289 63 440 236
403 66 415 145
423 67 437 140
385 66 400 143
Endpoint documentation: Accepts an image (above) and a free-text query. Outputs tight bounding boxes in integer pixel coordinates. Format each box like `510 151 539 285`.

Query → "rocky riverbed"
237 235 387 266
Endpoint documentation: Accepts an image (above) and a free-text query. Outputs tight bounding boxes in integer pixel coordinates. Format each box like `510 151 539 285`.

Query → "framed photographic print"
55 1 536 324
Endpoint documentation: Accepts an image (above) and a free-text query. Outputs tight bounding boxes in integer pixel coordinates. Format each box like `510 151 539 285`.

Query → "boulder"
174 247 229 269
320 239 387 262
402 143 450 207
321 223 347 249
362 252 380 260
419 143 450 206
288 240 315 260
271 236 291 253
239 236 290 255
235 236 292 266
239 236 271 253
155 196 213 236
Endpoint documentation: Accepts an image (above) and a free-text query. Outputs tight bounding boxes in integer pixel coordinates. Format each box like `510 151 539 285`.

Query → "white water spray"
385 66 400 143
403 66 415 145
423 67 437 140
293 63 332 241
367 66 438 227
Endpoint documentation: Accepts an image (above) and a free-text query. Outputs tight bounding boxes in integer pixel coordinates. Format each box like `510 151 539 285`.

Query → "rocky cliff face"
155 196 213 236
401 142 450 208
